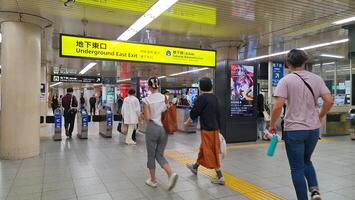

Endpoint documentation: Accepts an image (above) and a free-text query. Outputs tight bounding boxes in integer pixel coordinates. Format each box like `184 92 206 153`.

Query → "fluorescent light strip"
333 16 355 25
158 76 167 79
312 62 336 67
50 82 62 87
79 62 97 75
325 68 350 73
0 33 2 43
320 54 344 59
244 39 349 61
117 0 178 41
117 78 131 83
169 68 210 77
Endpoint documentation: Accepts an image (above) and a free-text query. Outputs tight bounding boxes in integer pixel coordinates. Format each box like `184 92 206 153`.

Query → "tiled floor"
1 122 355 200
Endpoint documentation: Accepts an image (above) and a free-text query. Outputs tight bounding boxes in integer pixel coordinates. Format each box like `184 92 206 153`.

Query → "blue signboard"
272 63 284 87
106 110 113 127
54 108 62 129
81 110 88 127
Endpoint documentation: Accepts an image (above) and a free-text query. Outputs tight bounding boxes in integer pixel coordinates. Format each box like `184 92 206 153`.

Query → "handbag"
162 104 178 134
219 133 227 159
263 110 271 121
117 118 128 135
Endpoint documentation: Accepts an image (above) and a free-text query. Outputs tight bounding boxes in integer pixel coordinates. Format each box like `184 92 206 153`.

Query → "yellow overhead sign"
75 0 216 25
60 34 216 67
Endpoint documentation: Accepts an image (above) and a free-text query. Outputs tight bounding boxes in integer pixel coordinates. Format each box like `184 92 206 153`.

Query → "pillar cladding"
0 22 41 159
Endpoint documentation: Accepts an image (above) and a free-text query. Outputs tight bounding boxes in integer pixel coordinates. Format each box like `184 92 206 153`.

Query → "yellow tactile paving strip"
165 150 285 200
173 138 335 152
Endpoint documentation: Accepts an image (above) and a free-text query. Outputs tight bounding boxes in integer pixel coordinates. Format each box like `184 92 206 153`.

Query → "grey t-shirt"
274 70 330 131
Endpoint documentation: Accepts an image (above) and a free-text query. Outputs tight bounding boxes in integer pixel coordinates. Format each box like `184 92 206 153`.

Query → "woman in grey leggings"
143 77 178 191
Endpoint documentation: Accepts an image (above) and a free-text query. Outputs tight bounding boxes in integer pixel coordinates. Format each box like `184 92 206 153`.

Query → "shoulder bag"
161 98 178 134
68 95 78 115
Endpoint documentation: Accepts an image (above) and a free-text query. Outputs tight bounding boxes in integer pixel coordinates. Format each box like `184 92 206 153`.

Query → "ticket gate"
77 109 89 139
53 108 63 141
99 107 113 138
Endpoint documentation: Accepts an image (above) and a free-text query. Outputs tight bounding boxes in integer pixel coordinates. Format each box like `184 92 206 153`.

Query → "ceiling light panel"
79 62 97 75
333 16 355 25
117 0 178 41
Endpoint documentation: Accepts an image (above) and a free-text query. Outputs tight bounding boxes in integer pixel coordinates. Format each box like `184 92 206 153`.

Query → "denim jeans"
284 129 319 200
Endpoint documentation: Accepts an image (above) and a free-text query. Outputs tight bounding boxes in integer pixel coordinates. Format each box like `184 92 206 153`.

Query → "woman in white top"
143 77 178 191
121 88 141 145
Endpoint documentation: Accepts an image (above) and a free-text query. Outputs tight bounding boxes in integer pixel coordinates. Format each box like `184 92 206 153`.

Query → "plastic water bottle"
267 135 280 157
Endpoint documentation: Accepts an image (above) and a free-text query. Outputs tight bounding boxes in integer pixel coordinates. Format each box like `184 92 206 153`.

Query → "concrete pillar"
0 22 41 159
210 41 243 61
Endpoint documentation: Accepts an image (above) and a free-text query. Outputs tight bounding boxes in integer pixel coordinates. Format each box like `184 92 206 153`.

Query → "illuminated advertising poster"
188 88 199 106
230 64 254 117
140 80 149 99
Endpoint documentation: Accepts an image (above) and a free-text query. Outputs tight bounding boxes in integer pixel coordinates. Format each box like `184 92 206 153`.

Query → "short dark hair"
148 77 160 89
199 77 213 92
286 49 308 68
128 88 136 95
67 88 73 93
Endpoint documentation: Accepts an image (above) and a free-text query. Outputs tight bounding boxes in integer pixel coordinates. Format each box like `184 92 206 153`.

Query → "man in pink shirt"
269 49 333 200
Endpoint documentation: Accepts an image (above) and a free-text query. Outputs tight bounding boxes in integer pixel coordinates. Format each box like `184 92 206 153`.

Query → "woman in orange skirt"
184 77 224 185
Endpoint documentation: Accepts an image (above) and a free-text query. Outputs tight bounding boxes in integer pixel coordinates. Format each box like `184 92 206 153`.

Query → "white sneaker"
145 179 158 188
211 177 225 185
168 173 178 191
126 141 136 145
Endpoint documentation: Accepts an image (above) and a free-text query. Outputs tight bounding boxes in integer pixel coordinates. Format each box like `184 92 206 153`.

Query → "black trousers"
64 111 76 136
90 105 96 115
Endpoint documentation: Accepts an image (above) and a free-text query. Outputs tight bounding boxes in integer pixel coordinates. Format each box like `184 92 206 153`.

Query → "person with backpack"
184 77 225 185
62 88 78 138
142 77 178 190
269 49 333 200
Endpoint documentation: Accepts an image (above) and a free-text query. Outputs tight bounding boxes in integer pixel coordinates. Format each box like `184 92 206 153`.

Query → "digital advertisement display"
140 80 149 99
188 88 199 106
230 64 255 117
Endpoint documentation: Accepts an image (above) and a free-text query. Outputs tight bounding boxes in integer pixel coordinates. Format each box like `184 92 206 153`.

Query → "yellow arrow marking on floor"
165 150 285 200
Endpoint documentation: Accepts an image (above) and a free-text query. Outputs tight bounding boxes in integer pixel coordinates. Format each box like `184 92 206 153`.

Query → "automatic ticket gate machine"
77 108 89 139
53 108 63 141
99 106 113 138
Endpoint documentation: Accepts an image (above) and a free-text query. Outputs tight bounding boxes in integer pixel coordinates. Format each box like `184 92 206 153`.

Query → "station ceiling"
0 0 353 83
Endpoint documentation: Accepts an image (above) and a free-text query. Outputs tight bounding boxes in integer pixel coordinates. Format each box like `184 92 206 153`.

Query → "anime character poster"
140 80 149 99
230 64 254 117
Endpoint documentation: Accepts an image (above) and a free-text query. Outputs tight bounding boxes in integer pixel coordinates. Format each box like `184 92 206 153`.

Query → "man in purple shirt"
269 49 333 200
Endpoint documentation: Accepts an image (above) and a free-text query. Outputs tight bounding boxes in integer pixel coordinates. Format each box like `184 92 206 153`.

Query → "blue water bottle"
267 135 279 157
